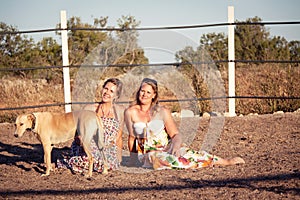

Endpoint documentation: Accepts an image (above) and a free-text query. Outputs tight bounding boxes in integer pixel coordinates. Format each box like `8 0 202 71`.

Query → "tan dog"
14 110 108 177
14 111 78 176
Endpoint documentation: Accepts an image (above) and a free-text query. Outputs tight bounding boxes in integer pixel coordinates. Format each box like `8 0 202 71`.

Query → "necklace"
100 104 112 118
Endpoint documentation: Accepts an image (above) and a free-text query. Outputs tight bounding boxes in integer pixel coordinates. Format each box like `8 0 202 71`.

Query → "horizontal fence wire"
1 96 300 111
1 20 300 111
1 60 300 72
1 21 300 35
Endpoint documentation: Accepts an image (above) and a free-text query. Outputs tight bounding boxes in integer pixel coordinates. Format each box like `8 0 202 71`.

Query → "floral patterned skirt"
148 147 218 170
57 139 119 174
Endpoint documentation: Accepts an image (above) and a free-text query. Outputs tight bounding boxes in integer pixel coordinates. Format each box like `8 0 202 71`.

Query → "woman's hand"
170 134 182 157
162 106 181 156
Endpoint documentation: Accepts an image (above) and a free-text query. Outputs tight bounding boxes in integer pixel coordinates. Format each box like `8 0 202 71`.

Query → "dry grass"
0 78 65 122
233 64 300 114
0 64 299 122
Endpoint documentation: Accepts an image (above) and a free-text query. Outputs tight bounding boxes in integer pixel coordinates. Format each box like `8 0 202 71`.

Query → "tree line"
0 15 148 82
0 16 299 82
176 16 300 66
0 16 299 115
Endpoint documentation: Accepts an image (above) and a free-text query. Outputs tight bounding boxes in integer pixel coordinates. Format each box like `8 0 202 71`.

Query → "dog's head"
14 114 36 138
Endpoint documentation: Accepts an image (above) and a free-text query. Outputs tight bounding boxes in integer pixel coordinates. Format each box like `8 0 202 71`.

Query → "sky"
1 0 299 62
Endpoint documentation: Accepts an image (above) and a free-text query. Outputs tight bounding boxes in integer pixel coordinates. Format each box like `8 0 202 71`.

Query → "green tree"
31 37 62 82
266 36 290 61
58 16 149 79
235 16 270 61
196 16 296 64
98 15 148 76
289 40 300 65
116 15 140 54
115 15 147 66
0 22 36 77
36 37 62 66
59 16 108 66
199 32 227 62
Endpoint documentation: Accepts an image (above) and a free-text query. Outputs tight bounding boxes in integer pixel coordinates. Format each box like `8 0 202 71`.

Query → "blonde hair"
131 78 159 109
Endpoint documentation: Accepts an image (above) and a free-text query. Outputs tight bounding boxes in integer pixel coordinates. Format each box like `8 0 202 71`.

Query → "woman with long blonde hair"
125 78 245 169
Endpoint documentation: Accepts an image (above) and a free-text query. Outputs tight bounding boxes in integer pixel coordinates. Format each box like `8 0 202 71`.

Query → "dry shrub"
0 78 65 122
1 64 299 122
233 64 300 114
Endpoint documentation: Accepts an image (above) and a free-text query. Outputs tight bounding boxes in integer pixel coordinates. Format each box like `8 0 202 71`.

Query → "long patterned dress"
134 119 218 170
57 117 120 173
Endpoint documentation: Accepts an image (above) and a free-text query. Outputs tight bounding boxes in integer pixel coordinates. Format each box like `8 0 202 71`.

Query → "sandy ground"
0 112 299 199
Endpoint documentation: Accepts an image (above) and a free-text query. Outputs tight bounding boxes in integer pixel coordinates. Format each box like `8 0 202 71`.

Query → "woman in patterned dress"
124 78 245 170
57 78 124 173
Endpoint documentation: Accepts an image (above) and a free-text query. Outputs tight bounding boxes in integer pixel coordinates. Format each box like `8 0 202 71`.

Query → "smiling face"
101 82 118 103
14 114 34 137
138 83 157 106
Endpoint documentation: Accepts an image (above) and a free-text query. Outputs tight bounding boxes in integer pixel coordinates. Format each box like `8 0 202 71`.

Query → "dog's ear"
27 114 35 122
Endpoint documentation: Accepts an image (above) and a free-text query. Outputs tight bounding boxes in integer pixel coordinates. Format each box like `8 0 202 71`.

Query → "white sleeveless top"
133 119 169 151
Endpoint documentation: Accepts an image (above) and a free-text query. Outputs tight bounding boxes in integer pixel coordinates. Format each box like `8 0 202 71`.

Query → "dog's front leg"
42 143 52 176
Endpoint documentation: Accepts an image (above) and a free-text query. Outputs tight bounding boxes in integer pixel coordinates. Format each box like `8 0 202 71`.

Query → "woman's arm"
162 106 179 138
162 107 182 156
116 127 123 163
113 104 125 163
124 107 140 166
124 108 136 152
170 134 182 157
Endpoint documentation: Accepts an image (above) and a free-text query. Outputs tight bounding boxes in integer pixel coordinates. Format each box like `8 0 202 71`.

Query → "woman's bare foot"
229 157 245 165
213 156 245 166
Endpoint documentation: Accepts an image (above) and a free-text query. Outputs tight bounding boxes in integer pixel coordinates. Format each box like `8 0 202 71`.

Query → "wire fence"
1 59 300 72
1 21 300 35
1 96 300 111
1 19 300 112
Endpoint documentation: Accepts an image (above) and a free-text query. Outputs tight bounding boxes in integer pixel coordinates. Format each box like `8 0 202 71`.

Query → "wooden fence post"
228 6 236 116
60 10 72 113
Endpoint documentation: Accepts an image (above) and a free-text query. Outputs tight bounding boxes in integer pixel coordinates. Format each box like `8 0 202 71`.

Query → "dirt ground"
0 112 299 199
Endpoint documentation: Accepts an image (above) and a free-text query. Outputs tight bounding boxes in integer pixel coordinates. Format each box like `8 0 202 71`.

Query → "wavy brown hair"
103 78 123 100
